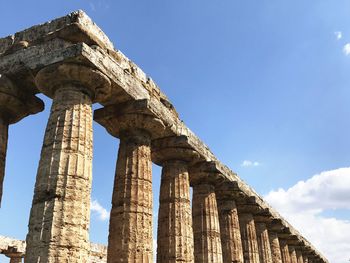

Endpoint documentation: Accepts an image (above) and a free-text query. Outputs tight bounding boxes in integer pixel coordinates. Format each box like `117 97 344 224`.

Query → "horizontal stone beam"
0 10 328 263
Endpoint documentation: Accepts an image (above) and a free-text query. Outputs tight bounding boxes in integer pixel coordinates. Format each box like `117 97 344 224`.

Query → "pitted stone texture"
280 240 291 263
0 75 44 124
239 213 260 263
107 129 153 263
192 183 223 263
296 250 304 263
25 83 94 262
157 160 194 263
290 247 298 263
0 75 43 207
216 199 244 263
256 223 272 263
9 257 22 263
0 117 8 207
269 232 282 263
35 63 111 103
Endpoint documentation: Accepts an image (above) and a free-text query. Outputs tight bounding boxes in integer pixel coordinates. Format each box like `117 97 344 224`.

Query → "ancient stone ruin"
0 10 328 263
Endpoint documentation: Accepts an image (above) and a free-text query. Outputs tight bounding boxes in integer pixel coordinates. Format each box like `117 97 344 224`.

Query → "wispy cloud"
335 31 342 40
343 43 350 56
91 199 109 221
241 160 260 167
265 167 350 263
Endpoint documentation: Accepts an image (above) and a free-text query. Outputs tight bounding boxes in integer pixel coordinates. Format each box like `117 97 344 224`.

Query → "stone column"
9 257 22 263
25 63 110 262
290 246 298 263
239 213 260 263
280 240 291 263
296 250 304 263
0 75 43 207
256 222 272 263
191 164 223 263
152 136 199 263
269 232 282 263
94 102 165 263
216 193 244 263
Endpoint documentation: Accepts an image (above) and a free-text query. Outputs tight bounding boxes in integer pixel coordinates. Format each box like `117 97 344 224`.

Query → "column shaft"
0 117 8 206
290 247 298 263
157 160 194 263
107 129 153 263
239 213 260 263
217 199 244 263
296 250 304 263
192 183 223 263
269 232 282 263
25 87 93 262
280 240 291 263
9 257 22 263
256 222 272 263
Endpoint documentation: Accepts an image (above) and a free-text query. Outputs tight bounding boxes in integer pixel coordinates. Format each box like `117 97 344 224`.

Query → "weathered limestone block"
290 246 298 263
296 250 304 263
0 75 43 206
255 222 272 263
25 63 110 262
95 103 165 263
239 213 260 263
216 197 244 263
280 240 291 263
192 182 223 263
269 232 282 263
153 136 199 263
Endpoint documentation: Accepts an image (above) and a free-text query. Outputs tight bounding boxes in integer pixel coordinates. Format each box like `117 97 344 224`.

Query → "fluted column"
0 75 43 207
269 232 282 263
25 63 110 262
256 222 272 263
110 128 153 262
290 247 298 263
216 197 244 263
239 213 260 263
280 240 291 263
192 182 223 263
153 137 198 263
94 102 165 263
296 250 304 263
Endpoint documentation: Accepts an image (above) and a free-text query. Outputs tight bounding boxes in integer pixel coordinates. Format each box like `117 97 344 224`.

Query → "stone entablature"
0 10 328 263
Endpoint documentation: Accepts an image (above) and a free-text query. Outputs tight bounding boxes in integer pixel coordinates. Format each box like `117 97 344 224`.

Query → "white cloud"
265 167 350 263
241 160 260 167
91 199 110 221
343 43 350 56
335 31 342 40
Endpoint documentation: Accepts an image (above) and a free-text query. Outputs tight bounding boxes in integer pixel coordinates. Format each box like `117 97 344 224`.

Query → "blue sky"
0 1 349 262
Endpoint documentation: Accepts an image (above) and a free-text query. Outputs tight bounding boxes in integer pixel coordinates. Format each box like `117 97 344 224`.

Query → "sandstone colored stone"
0 10 329 263
216 198 244 263
296 250 304 263
0 75 43 206
25 63 110 262
153 137 199 263
192 183 223 263
239 213 260 263
256 222 272 263
280 240 291 263
269 232 282 263
290 246 298 263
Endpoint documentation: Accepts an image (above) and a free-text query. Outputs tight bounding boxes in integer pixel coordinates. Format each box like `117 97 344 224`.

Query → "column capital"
189 161 224 186
152 135 201 165
0 75 44 123
35 63 111 102
94 100 166 139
